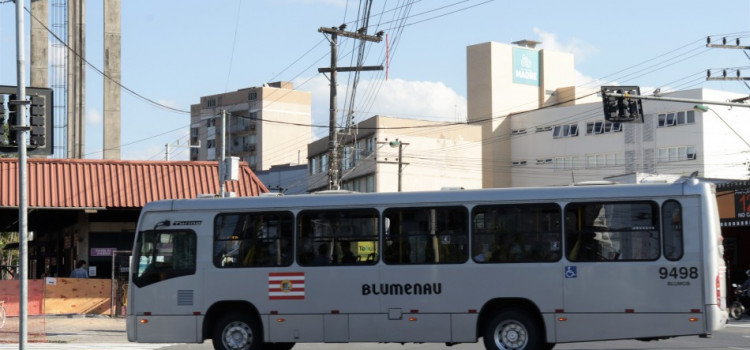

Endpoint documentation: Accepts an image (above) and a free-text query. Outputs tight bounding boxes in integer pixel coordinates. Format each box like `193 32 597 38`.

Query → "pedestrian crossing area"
0 343 175 350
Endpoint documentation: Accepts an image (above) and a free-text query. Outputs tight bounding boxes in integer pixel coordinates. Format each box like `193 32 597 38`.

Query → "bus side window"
213 212 294 268
297 208 379 266
565 201 660 262
662 200 683 261
472 203 561 263
384 206 468 265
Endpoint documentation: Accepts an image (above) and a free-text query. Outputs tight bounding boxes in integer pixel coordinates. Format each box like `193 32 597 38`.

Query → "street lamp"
389 139 406 192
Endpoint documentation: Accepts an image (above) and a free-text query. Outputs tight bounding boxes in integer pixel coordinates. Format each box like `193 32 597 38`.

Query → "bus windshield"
132 229 197 288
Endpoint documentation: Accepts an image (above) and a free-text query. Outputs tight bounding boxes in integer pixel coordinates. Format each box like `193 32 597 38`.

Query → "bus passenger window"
662 200 683 260
297 208 379 266
383 206 468 265
213 211 293 268
471 203 561 263
565 201 660 262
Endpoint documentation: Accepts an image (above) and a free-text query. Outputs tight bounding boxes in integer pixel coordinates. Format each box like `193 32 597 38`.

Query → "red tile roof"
0 158 268 208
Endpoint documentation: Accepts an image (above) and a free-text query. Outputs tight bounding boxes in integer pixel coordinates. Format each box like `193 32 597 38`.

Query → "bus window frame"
564 200 661 262
296 208 380 266
382 205 469 265
132 229 197 288
471 202 563 264
661 199 684 261
212 211 295 268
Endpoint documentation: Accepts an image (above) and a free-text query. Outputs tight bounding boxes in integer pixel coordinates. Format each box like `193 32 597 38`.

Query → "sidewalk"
45 315 127 344
0 315 127 344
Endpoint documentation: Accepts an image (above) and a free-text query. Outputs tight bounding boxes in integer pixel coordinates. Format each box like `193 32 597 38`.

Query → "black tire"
729 303 744 320
263 343 295 350
483 309 544 350
212 312 262 350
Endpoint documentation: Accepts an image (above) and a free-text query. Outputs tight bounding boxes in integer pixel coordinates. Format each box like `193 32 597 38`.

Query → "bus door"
363 206 469 343
266 208 382 343
559 200 692 342
130 213 204 343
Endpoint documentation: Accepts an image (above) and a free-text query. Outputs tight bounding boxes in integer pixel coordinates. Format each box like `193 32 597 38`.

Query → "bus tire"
483 309 543 350
212 312 262 350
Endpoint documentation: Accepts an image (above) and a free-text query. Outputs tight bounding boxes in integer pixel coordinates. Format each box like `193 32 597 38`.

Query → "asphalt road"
158 320 750 350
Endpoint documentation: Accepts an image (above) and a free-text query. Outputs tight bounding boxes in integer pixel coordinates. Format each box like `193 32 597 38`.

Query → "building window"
658 110 695 127
207 139 215 149
206 99 216 108
512 160 527 166
535 126 553 133
552 124 579 138
554 156 576 169
206 118 216 128
658 146 696 162
310 157 319 175
585 153 624 168
586 121 622 135
249 111 258 120
511 129 527 135
536 158 553 165
249 91 258 101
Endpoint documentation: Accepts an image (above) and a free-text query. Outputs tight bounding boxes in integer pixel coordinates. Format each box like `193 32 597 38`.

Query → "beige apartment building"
307 115 482 193
467 40 598 188
190 82 311 171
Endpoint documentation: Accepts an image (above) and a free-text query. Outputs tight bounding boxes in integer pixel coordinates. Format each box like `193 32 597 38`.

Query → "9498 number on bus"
659 266 699 280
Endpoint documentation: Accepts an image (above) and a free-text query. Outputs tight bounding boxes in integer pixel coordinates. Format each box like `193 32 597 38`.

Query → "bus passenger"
341 244 356 264
313 244 331 265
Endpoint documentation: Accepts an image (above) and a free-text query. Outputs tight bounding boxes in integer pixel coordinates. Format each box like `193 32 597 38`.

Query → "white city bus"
126 178 727 350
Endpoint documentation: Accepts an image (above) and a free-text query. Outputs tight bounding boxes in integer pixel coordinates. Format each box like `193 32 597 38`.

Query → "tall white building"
467 40 750 187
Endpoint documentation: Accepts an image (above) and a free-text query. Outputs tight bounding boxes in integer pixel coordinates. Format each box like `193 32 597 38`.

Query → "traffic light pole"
15 1 30 349
605 92 750 109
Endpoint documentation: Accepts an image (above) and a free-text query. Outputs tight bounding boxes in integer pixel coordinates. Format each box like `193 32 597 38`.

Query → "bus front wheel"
483 309 544 350
212 312 262 350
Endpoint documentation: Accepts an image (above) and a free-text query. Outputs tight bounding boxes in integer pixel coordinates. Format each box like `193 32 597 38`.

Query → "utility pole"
15 2 30 348
220 110 227 197
705 36 750 81
318 25 383 190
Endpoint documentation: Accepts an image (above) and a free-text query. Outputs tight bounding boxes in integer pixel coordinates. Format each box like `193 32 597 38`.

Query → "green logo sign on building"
512 47 539 86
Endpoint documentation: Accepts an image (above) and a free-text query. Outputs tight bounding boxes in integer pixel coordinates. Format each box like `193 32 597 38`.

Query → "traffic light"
29 95 46 147
7 94 18 146
0 86 53 155
601 86 644 123
0 94 6 141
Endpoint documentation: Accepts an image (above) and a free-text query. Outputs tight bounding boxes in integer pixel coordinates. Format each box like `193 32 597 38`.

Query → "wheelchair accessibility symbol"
565 266 577 278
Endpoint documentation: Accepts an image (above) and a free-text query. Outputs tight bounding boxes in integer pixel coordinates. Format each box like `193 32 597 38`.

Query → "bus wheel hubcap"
224 321 252 349
495 320 527 350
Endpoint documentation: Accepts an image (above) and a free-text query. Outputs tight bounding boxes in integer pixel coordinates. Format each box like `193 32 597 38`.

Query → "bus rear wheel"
483 309 544 350
212 312 262 350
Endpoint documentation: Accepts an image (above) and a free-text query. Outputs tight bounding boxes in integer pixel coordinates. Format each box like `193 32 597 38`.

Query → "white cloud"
86 108 102 126
157 99 181 110
298 75 467 138
533 27 598 63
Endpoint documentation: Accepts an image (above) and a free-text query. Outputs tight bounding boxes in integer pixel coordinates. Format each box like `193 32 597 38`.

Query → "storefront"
716 181 750 286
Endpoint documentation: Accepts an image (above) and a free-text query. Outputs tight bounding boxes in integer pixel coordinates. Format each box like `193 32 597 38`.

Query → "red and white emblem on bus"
268 272 305 300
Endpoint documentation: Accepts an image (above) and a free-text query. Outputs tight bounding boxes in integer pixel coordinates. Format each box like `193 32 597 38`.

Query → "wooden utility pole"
318 25 383 190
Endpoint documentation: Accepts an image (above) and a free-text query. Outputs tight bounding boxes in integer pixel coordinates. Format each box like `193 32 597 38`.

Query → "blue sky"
1 0 749 161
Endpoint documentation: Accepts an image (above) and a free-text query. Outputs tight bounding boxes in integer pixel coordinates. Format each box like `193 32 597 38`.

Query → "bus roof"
141 179 710 214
